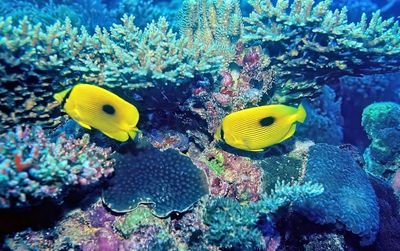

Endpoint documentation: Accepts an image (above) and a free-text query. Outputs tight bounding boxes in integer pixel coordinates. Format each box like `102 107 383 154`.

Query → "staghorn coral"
244 0 400 103
102 146 209 217
0 14 222 131
0 126 114 208
178 0 243 65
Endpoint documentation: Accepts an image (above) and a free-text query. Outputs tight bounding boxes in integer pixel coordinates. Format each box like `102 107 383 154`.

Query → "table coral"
0 14 222 131
0 126 114 208
102 147 209 217
244 0 400 103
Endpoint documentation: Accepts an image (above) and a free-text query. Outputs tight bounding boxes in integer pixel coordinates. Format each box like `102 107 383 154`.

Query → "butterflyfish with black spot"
54 83 140 142
215 103 307 151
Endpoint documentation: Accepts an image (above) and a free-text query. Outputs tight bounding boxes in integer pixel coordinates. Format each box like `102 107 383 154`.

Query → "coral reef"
0 14 222 131
204 197 265 251
362 102 400 180
0 126 114 208
102 147 209 217
368 176 400 251
297 144 379 246
178 0 243 64
198 148 263 203
296 86 344 145
244 0 400 103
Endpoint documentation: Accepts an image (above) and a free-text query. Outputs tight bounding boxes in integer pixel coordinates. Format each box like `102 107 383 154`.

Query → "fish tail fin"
53 87 72 104
128 128 140 140
297 102 307 123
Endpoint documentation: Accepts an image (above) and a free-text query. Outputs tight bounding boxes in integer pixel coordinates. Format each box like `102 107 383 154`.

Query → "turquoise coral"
243 0 400 103
0 126 114 208
362 102 400 180
0 14 222 130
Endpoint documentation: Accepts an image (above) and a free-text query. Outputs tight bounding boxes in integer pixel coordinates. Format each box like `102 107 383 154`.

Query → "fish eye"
259 116 275 127
102 104 116 115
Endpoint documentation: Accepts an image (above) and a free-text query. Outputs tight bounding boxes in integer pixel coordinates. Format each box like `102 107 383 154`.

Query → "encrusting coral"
0 126 114 208
297 144 379 246
362 102 400 181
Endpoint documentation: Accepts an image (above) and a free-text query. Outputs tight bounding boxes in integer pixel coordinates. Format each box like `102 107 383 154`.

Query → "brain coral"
297 144 379 246
102 147 209 217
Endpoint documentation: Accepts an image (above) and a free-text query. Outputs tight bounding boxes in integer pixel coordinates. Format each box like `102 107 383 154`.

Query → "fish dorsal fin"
279 124 297 143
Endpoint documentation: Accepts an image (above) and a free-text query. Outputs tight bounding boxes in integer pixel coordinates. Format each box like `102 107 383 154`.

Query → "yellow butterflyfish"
215 103 307 151
54 83 140 142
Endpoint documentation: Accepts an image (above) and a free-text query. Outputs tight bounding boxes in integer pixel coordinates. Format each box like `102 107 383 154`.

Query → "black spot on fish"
259 116 275 127
102 104 115 115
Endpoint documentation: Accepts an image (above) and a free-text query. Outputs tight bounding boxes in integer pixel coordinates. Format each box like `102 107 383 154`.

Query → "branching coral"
178 0 243 65
244 0 400 103
0 126 114 208
0 15 222 131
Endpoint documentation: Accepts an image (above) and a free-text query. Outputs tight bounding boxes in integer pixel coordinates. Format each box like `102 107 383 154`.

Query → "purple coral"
0 126 114 208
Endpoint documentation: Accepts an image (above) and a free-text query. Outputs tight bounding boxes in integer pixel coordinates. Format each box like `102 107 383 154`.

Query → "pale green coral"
244 0 400 103
0 15 222 130
178 0 243 65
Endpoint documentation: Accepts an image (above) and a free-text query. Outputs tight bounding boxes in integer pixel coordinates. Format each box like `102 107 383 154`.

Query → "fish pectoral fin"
279 124 297 143
77 120 92 130
103 130 129 142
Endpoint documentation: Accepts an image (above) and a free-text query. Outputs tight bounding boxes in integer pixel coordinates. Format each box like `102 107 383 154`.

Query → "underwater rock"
102 147 209 217
297 144 379 246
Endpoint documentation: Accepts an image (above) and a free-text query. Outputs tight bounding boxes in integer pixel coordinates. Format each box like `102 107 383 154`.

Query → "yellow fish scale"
221 104 300 151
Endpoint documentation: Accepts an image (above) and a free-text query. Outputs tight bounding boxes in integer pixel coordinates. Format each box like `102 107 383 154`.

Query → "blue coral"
296 144 379 246
102 146 209 217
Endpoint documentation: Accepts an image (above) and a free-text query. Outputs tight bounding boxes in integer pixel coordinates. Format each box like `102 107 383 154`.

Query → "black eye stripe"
102 104 116 115
259 116 275 127
220 126 225 140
